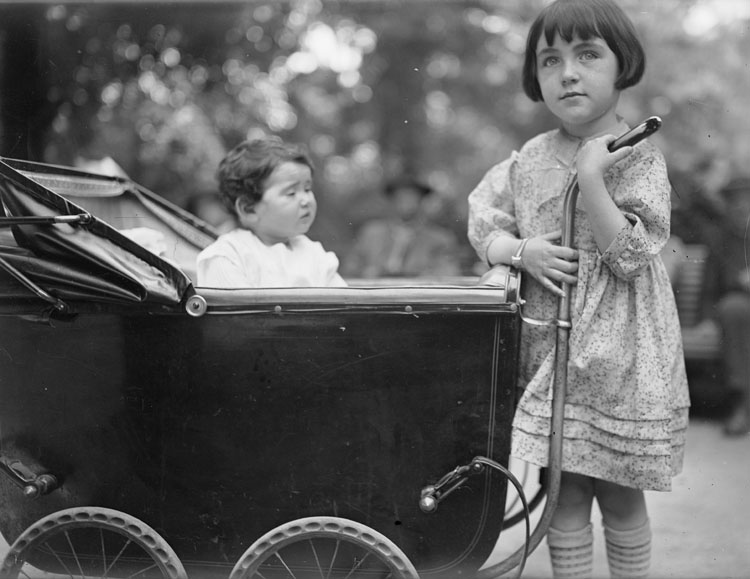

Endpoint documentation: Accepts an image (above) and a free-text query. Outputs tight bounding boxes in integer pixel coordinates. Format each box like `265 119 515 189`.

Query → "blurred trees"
0 0 748 261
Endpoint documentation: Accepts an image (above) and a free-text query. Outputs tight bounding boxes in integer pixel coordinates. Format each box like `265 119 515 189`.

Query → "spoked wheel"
0 506 187 579
229 516 420 579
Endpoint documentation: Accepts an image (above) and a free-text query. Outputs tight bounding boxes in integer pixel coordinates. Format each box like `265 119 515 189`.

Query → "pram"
0 116 660 579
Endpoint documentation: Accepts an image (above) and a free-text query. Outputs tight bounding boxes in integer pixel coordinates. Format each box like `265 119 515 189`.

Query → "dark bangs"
522 0 645 102
539 0 605 47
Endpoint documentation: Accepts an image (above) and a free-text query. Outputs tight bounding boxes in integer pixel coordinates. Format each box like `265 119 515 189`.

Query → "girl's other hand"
523 231 579 297
577 135 632 187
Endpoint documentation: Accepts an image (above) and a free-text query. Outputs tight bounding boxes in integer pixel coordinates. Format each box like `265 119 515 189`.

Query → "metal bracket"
0 256 69 313
0 213 93 227
418 460 485 513
0 213 87 314
0 456 59 499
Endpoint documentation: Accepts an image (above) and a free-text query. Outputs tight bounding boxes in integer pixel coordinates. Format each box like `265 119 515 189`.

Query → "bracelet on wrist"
510 238 529 270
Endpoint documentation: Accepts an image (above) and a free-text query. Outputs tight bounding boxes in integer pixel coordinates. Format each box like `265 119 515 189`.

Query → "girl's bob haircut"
522 0 646 102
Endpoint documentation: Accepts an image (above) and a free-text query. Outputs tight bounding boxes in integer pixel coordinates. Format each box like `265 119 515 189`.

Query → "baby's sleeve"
328 270 348 287
196 252 259 288
600 148 672 280
323 250 348 287
467 153 520 264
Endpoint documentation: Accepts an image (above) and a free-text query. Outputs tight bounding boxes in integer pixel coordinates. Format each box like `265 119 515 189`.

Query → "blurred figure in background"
703 177 750 436
342 174 462 279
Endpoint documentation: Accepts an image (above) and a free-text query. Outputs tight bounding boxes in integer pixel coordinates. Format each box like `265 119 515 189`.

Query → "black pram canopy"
0 157 214 308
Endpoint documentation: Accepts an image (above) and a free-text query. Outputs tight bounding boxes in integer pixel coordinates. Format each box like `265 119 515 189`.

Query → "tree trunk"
0 5 51 160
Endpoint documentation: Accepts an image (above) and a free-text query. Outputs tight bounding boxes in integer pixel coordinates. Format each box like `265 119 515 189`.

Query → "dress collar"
553 129 582 169
552 118 631 168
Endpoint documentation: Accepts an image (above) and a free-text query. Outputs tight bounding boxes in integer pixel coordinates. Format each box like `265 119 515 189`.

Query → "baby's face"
249 161 316 245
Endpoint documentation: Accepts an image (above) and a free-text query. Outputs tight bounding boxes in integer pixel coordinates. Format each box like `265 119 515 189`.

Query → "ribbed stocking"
603 518 651 578
547 523 594 578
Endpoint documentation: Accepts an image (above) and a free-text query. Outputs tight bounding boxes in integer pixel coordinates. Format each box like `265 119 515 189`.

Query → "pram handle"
608 116 662 152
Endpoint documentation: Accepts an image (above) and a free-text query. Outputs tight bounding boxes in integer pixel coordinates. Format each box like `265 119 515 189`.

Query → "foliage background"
1 0 748 268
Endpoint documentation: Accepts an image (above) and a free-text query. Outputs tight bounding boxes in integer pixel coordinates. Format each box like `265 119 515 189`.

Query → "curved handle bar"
608 116 662 152
419 457 533 579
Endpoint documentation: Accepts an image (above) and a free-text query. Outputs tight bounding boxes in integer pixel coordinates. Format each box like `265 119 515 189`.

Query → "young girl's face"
244 161 316 245
536 33 621 138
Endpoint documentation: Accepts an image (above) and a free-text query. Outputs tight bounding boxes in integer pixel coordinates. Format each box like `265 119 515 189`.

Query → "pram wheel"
230 516 419 579
0 506 187 579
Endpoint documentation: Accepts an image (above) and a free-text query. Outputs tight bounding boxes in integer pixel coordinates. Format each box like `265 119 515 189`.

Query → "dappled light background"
1 0 748 267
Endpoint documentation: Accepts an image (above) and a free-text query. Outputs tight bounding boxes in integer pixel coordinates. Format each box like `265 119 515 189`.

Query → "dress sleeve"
467 152 520 263
600 146 672 280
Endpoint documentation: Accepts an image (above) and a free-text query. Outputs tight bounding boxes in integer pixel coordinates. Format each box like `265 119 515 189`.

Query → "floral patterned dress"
467 124 690 491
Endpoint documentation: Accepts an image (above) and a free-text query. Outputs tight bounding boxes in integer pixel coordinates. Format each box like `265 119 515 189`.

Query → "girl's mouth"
561 92 585 100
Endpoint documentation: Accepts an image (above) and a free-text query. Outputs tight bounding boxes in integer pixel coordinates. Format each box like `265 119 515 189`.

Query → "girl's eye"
580 50 598 61
541 56 560 67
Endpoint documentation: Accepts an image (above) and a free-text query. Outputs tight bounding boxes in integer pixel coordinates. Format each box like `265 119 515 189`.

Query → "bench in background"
671 243 722 361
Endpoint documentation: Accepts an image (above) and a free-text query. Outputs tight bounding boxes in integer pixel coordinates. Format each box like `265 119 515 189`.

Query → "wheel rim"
230 517 419 579
0 507 187 579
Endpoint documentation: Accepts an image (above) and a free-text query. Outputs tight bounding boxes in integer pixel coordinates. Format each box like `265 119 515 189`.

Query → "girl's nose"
561 60 579 84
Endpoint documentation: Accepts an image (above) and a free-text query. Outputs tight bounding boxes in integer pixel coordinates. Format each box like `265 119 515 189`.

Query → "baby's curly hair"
217 137 313 212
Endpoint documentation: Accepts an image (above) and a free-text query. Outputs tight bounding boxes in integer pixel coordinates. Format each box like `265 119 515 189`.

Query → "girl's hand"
577 135 632 188
522 231 579 297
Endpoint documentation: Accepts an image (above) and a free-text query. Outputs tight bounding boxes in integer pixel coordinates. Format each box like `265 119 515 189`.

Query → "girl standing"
467 0 690 577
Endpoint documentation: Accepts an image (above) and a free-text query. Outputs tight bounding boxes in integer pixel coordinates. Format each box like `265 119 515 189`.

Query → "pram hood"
0 157 211 308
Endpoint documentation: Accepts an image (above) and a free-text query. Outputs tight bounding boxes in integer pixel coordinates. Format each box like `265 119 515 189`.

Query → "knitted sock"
603 518 652 578
547 523 594 578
